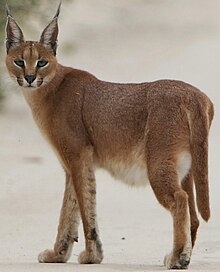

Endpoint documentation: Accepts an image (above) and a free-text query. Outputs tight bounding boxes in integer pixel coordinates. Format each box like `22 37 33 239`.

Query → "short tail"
189 100 214 222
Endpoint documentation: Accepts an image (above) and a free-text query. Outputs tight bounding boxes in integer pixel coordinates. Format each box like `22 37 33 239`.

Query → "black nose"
25 75 36 85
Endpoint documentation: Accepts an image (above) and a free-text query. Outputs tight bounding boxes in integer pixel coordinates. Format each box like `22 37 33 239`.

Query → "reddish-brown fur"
5 5 214 269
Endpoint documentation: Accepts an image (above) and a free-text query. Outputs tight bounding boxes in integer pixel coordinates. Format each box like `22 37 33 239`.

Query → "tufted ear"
5 4 25 54
39 2 61 55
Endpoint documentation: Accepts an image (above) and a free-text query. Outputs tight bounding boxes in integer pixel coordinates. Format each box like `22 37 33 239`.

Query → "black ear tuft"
39 2 61 55
6 3 11 17
5 7 24 54
54 1 62 19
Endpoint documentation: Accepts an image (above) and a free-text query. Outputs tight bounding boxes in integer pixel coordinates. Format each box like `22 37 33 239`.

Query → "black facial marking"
29 44 32 57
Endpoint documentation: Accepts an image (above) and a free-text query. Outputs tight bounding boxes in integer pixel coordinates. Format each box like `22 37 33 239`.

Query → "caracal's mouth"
21 79 45 89
26 85 36 88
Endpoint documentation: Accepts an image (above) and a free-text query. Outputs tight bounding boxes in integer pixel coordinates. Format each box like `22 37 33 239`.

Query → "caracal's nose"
25 75 36 85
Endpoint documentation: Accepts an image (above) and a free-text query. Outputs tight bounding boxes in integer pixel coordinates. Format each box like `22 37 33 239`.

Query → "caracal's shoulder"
58 64 98 83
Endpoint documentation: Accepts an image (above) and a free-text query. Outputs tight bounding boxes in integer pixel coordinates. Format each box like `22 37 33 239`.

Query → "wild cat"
5 3 214 269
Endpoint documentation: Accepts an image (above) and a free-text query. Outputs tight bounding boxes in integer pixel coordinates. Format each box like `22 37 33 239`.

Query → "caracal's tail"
189 97 214 222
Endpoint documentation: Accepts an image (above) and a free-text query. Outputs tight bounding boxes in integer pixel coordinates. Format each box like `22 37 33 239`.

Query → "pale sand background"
0 0 220 271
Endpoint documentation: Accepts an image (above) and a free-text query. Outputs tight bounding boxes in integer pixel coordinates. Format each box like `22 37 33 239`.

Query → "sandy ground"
0 0 220 271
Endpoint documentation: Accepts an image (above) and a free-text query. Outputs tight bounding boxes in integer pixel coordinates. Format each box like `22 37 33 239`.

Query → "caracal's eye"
37 59 48 68
14 60 25 68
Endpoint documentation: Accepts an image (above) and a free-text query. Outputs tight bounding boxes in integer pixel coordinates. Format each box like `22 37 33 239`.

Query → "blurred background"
0 0 219 270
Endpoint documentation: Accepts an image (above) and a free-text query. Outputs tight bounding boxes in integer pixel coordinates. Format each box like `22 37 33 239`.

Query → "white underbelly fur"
108 161 149 187
102 150 191 187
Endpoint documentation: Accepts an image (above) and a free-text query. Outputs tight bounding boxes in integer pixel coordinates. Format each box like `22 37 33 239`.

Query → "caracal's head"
5 3 61 89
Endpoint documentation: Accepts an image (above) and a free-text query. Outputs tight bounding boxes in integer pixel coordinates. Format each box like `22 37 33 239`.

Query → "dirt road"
0 1 219 271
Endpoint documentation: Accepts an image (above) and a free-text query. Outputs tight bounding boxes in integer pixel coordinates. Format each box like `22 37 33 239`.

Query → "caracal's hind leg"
70 147 103 264
38 172 80 263
147 149 192 269
181 170 199 247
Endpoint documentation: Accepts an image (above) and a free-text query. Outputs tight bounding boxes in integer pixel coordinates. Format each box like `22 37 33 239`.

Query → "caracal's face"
6 41 57 89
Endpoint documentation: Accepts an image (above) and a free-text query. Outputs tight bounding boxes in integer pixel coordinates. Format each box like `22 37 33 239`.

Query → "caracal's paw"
38 249 67 263
78 250 103 264
164 252 190 270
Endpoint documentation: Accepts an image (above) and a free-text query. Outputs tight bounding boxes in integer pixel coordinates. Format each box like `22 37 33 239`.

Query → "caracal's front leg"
71 147 103 264
38 173 80 263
